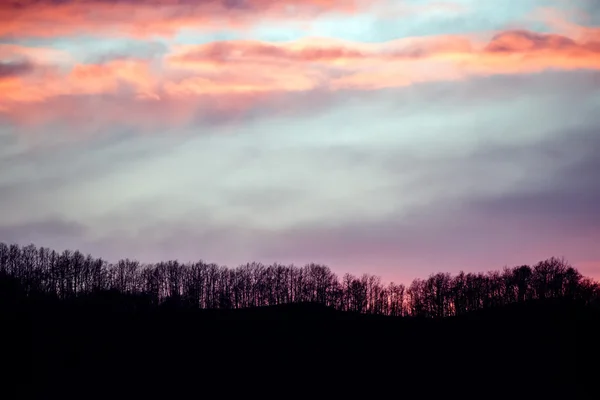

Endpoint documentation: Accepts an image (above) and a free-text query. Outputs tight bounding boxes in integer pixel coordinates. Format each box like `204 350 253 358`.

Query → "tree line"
1 242 598 317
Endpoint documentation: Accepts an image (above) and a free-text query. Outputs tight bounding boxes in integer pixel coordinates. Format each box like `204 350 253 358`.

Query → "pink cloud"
0 0 373 38
167 29 600 92
536 7 600 42
2 26 599 126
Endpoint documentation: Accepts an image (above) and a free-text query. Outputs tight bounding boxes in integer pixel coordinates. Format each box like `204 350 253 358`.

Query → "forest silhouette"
1 242 599 398
2 242 599 315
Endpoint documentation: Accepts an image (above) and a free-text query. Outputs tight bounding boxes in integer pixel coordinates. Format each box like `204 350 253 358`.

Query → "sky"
1 0 599 284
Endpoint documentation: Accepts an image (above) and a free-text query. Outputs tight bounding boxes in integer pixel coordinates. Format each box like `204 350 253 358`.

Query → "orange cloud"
165 30 600 91
167 40 368 68
167 35 474 67
69 60 158 97
0 58 158 104
0 44 71 65
1 28 599 123
469 30 600 74
0 0 372 38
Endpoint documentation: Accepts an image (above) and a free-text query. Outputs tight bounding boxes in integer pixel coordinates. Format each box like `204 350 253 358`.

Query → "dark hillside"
3 294 598 399
1 243 599 399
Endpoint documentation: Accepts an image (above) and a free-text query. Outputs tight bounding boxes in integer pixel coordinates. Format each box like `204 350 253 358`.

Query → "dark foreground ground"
2 298 599 399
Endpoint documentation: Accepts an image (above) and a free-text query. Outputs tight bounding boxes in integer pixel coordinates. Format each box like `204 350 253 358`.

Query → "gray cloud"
1 70 599 283
244 126 600 278
0 218 87 247
85 40 169 64
0 60 33 79
466 129 600 233
52 123 599 283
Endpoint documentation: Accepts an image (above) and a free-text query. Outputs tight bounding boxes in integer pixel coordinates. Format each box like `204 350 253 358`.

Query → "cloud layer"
2 25 600 129
1 0 599 283
0 0 375 38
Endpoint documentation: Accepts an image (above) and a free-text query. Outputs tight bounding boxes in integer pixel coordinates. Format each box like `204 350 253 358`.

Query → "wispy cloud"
2 22 599 128
0 0 375 38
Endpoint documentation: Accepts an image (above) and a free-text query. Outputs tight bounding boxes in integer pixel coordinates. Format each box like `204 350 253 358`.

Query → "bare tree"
0 242 598 317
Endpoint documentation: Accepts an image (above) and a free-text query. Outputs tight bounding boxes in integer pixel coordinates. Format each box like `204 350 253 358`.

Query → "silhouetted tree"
0 242 598 317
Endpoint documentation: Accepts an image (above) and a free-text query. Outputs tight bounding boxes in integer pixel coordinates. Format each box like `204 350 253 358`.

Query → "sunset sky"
1 0 599 284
